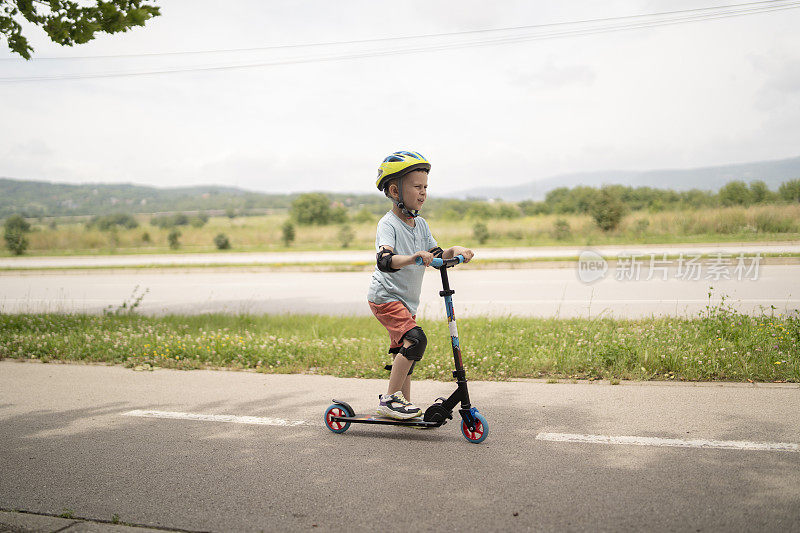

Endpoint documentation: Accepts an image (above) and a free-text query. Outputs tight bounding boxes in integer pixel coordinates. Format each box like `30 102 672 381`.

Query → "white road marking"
123 409 306 427
536 432 799 453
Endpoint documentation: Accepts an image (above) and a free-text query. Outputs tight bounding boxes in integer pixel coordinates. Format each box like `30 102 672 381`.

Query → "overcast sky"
1 0 799 195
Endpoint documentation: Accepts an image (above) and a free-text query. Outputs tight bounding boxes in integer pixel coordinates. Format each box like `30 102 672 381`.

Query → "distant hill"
0 178 383 218
450 155 800 201
4 154 799 218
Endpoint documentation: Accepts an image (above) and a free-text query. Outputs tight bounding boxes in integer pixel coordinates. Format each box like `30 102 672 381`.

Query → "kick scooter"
324 255 488 443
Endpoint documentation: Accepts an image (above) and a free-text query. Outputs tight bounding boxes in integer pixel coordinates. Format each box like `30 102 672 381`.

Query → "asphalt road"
1 360 799 532
1 264 798 318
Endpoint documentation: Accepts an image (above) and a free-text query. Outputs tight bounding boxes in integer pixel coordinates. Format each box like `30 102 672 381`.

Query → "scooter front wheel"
324 404 351 434
461 412 488 443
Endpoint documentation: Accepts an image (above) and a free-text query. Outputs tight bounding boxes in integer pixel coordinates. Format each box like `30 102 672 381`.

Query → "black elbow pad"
429 246 444 258
377 248 400 272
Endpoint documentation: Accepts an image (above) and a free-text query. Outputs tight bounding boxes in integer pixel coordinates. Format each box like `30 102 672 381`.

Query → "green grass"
2 299 797 382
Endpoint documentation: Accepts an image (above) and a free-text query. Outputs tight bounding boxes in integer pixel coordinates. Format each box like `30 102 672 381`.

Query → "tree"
748 180 771 204
719 180 751 206
1 1 161 60
291 193 331 225
4 213 30 255
590 187 625 232
778 179 800 203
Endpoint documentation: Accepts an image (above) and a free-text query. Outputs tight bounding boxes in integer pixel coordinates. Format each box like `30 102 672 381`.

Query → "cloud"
753 54 800 94
508 60 595 90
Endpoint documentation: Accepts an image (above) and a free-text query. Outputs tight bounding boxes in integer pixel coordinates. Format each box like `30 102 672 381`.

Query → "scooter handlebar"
415 254 465 268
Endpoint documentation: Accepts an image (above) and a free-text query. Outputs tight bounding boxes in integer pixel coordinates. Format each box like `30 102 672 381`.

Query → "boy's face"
391 170 428 211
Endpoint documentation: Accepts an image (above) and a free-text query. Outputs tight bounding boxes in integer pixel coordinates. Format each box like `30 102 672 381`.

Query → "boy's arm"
441 246 474 263
378 245 434 268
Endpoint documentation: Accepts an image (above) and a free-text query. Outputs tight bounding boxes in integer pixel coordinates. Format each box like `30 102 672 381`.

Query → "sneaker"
377 391 422 420
395 391 424 418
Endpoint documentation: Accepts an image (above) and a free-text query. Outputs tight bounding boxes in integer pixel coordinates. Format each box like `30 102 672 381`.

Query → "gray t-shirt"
367 211 438 315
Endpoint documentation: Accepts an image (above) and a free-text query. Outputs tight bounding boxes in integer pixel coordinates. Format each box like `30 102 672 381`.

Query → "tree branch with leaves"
1 0 160 59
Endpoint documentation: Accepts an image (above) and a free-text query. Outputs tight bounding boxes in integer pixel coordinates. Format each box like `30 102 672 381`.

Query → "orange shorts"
369 300 417 349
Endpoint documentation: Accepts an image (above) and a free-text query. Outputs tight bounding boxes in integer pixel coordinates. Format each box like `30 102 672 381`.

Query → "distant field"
3 204 799 256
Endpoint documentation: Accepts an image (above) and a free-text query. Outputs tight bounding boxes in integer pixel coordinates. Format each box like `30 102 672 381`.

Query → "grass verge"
1 253 798 273
1 298 797 383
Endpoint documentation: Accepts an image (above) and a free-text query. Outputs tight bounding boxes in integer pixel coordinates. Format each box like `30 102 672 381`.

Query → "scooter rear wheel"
324 404 351 434
461 412 488 443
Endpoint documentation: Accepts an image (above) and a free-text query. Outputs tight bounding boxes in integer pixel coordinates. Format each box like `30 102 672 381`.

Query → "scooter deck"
332 413 442 428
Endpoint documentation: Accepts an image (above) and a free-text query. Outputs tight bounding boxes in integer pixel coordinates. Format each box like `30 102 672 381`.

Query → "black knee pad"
400 326 427 362
384 346 414 375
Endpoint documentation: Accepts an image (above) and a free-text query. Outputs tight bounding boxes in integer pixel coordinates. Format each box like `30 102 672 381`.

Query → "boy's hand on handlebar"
413 250 434 266
452 247 474 263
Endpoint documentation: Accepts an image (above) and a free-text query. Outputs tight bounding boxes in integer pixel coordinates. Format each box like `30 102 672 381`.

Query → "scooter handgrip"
415 257 460 268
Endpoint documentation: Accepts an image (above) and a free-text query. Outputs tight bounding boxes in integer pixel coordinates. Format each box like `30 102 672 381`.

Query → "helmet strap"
394 176 418 219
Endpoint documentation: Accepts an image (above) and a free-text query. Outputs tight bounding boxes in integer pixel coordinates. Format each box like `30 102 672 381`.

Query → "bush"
4 230 28 255
714 210 747 234
473 222 489 244
86 214 138 231
213 233 231 250
167 229 181 249
590 188 625 231
632 218 650 236
519 200 549 216
189 216 207 228
552 219 571 240
281 220 295 247
330 204 348 224
4 214 31 255
338 224 355 248
754 211 795 233
506 229 524 241
291 193 332 225
141 232 151 243
353 208 376 224
151 214 190 229
497 203 522 219
466 203 494 220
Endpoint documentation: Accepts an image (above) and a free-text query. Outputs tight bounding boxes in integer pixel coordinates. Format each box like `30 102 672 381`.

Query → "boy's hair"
382 178 399 199
382 170 428 200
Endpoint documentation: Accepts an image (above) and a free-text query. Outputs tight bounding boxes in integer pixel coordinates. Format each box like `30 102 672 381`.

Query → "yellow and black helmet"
375 151 431 191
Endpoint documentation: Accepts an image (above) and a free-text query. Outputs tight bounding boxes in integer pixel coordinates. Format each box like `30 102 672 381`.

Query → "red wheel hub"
327 407 346 430
463 420 484 440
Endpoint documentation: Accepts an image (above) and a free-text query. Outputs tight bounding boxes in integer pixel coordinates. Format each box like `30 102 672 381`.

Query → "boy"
368 150 474 419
